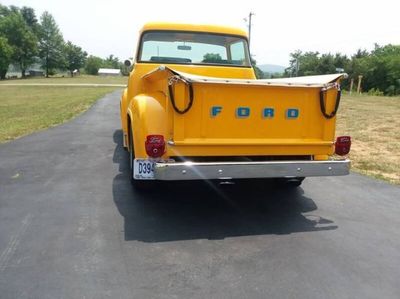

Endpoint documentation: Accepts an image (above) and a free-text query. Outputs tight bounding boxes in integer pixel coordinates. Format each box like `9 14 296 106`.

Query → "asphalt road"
1 91 399 299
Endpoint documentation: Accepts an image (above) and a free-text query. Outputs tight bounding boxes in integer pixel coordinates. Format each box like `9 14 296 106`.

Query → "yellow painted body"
120 23 339 160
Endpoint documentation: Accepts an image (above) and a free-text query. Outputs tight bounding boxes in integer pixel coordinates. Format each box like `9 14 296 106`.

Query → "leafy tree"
105 54 133 75
287 51 320 77
250 57 264 79
285 50 301 76
104 54 120 69
0 36 13 79
0 4 9 17
38 11 64 77
365 44 400 94
85 55 103 75
333 53 350 69
285 45 400 95
353 49 369 59
344 44 400 95
63 41 87 77
315 54 336 74
0 11 38 77
20 6 40 35
202 53 223 64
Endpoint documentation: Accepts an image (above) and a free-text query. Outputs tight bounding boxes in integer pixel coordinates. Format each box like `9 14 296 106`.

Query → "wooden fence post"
357 75 363 94
349 78 354 95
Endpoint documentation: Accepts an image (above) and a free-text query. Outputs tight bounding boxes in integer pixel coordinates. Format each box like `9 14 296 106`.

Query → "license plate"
134 159 155 180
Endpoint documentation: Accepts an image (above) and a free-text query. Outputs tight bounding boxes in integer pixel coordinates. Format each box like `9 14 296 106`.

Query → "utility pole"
295 59 299 77
244 12 255 47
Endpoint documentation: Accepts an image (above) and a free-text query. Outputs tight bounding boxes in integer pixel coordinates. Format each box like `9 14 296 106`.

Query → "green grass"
0 85 120 142
0 75 128 85
336 94 400 184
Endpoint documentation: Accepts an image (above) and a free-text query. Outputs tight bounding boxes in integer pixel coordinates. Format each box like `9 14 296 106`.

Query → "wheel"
128 124 154 191
276 177 305 188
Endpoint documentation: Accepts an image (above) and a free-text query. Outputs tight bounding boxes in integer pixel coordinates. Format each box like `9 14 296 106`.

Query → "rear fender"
128 92 167 158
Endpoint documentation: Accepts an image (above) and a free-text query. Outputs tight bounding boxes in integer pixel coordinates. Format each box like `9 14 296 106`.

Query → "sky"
2 0 399 66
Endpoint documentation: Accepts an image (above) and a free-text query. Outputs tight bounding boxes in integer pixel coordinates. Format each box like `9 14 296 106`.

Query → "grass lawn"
0 85 120 143
337 94 400 184
0 75 128 85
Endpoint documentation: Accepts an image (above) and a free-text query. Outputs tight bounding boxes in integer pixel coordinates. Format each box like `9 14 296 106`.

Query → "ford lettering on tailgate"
210 106 299 119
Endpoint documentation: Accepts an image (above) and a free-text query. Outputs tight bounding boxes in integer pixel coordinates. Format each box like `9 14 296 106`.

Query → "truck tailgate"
145 67 344 157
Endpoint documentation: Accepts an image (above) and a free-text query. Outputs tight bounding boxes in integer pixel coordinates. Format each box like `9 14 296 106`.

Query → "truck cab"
120 22 350 188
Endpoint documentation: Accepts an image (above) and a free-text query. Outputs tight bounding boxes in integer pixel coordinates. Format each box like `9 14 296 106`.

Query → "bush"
85 56 103 75
385 85 396 96
367 88 384 96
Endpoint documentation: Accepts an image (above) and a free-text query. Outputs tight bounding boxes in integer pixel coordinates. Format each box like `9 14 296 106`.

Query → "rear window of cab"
138 31 251 67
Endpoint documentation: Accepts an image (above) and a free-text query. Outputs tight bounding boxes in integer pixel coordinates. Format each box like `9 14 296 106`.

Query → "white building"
98 68 121 76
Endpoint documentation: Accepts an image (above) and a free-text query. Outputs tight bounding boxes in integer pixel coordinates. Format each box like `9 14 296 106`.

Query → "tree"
353 49 369 59
0 4 9 17
104 54 120 69
285 45 400 95
20 6 40 35
285 50 302 76
315 54 336 74
250 57 264 79
366 44 400 94
0 37 13 79
38 11 64 77
287 51 320 77
203 53 222 63
344 44 400 95
85 55 103 75
333 53 350 69
0 11 38 77
63 41 87 77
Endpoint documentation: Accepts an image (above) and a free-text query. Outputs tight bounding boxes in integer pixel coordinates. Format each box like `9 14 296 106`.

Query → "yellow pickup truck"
120 22 351 189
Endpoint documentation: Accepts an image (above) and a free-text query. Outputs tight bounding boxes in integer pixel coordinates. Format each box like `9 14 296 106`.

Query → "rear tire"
276 177 305 188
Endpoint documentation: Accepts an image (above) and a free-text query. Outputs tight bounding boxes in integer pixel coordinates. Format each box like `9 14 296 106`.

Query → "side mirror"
124 59 132 67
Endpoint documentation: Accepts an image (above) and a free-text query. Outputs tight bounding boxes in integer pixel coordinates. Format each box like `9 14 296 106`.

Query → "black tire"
128 124 154 191
276 177 305 188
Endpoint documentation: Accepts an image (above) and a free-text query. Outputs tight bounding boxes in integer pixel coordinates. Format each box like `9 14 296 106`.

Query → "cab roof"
140 22 248 39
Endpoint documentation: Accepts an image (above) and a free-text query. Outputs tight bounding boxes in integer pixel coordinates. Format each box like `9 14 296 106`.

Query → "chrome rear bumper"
153 159 350 181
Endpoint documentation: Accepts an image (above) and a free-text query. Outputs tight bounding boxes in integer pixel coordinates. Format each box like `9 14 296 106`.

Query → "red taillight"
335 136 351 156
145 135 165 158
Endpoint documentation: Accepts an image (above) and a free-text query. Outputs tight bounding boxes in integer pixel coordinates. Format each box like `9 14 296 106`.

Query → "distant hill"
258 64 286 74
